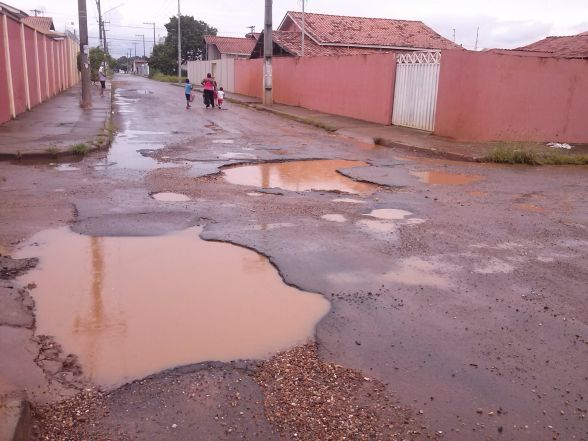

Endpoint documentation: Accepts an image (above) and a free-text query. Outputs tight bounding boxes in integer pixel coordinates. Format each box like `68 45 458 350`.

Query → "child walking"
184 78 192 109
217 87 225 109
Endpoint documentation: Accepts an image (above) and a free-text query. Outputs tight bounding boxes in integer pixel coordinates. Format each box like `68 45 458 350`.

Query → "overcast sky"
15 0 588 58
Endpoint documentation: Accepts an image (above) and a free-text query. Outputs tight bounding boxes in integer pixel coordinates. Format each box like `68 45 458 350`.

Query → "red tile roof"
516 32 588 58
272 31 394 57
204 35 257 55
22 16 55 33
281 11 459 50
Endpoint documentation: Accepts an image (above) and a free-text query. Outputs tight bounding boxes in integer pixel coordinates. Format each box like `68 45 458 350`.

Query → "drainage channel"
222 159 375 194
15 226 330 387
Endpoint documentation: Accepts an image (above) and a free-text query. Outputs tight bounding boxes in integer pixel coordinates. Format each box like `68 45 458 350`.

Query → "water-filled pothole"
362 209 412 220
410 170 483 185
16 227 330 387
223 160 374 193
151 192 191 202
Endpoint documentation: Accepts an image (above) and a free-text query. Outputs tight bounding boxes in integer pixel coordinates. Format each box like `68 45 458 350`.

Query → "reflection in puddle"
362 209 412 220
411 170 483 185
219 152 256 159
151 192 191 202
321 214 347 223
16 227 329 387
223 160 374 194
383 257 452 287
212 139 235 144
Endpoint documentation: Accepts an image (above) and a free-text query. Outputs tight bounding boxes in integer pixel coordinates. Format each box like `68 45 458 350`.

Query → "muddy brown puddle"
223 159 374 193
411 170 483 185
16 227 330 387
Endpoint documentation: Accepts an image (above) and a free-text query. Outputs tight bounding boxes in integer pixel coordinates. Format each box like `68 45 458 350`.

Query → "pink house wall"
234 58 263 98
273 54 396 124
0 15 10 124
6 17 26 115
24 26 39 107
435 50 588 143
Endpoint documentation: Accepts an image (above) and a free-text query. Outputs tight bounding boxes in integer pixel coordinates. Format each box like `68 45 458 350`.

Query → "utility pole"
136 34 145 57
177 0 182 82
78 0 91 108
452 28 456 43
30 8 42 16
474 26 479 51
263 0 273 105
301 0 305 57
96 0 103 50
143 22 156 55
133 42 138 58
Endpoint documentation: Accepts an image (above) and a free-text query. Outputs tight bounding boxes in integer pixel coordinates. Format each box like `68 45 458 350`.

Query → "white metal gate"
392 51 441 131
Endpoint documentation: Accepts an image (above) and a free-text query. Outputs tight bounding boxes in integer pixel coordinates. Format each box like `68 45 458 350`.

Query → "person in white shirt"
217 87 225 109
98 66 107 97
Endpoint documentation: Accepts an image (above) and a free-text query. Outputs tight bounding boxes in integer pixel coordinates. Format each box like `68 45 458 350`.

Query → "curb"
226 99 479 162
0 398 32 441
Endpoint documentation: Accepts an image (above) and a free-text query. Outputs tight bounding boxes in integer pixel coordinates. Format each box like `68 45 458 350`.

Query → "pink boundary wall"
435 50 588 143
0 12 80 125
234 58 263 99
234 54 396 125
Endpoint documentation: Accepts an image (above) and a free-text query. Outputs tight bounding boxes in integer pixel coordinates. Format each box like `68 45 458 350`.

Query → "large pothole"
15 226 330 387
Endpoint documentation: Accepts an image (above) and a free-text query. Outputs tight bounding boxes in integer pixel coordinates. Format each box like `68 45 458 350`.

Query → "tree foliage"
149 15 217 75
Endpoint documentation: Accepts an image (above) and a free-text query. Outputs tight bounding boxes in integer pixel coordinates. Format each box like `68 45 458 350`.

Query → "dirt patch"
255 343 435 440
0 255 38 279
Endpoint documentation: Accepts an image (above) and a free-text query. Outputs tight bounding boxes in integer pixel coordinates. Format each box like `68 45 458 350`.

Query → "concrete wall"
187 58 235 92
435 50 588 143
273 54 396 124
234 58 263 98
1 12 80 125
234 54 396 124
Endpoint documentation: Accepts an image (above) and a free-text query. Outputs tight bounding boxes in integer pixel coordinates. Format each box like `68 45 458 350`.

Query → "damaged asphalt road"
0 74 586 440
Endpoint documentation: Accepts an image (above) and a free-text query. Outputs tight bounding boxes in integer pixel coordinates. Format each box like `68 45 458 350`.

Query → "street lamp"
136 34 145 57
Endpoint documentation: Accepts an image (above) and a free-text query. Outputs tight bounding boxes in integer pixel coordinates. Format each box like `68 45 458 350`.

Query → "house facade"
251 11 460 58
203 35 257 61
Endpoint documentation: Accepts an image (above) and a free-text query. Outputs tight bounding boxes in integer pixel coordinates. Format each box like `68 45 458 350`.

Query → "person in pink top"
201 73 217 108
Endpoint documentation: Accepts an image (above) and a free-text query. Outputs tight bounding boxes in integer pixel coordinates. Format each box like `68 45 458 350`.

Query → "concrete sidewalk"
221 91 491 161
0 83 112 159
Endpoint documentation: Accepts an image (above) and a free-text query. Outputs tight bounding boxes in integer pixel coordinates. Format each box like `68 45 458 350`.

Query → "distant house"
250 11 460 58
516 31 588 58
22 16 55 33
203 34 258 60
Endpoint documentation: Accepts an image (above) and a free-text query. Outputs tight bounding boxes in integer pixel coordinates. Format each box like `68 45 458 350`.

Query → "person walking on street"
217 87 225 109
99 66 107 97
184 78 192 109
201 73 216 108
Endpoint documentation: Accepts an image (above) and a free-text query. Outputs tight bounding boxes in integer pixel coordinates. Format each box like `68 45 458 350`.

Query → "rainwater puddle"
223 160 374 194
151 192 191 202
104 136 180 171
332 198 365 204
321 214 347 223
212 139 235 144
219 152 256 160
362 209 412 220
15 227 329 387
411 170 483 185
356 219 398 233
52 163 80 171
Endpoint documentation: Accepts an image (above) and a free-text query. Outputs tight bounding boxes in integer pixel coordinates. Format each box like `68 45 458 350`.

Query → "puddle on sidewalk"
411 170 483 185
223 160 374 194
151 192 191 202
15 227 330 387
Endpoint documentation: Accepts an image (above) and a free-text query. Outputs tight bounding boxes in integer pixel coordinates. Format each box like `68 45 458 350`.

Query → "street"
1 74 587 440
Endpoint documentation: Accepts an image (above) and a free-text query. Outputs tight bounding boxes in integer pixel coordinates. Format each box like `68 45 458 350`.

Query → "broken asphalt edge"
0 86 115 162
224 96 480 163
0 398 33 441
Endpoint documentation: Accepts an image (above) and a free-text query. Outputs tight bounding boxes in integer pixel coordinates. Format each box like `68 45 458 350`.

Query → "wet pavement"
0 74 587 440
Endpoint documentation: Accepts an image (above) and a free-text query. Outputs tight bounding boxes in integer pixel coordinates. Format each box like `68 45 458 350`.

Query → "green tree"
89 47 115 80
150 15 217 75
